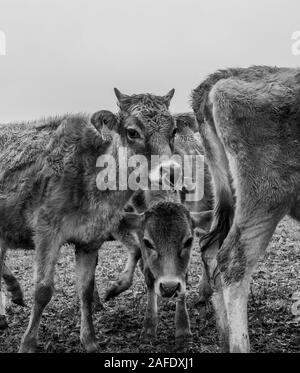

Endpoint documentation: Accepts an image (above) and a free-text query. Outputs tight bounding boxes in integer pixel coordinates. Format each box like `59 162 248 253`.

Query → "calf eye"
183 237 193 249
172 128 177 137
127 129 140 140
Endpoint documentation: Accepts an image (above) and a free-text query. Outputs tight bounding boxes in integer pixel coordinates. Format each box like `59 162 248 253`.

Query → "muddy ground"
0 217 299 353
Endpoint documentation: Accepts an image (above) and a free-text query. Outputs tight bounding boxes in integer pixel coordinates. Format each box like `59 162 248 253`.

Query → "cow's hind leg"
3 264 25 307
19 234 62 352
217 207 285 353
0 247 8 329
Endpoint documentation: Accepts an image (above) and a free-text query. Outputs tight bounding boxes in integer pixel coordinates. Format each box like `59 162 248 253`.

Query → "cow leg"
217 208 284 353
211 275 229 351
19 234 61 353
92 252 103 312
198 257 213 304
175 294 192 344
2 263 25 307
141 286 158 341
104 243 141 301
75 247 100 353
200 239 229 351
0 247 8 329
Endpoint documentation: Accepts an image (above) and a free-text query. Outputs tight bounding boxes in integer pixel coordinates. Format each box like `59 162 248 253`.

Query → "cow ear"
122 212 144 230
175 113 198 133
190 210 213 233
162 88 175 108
114 88 130 109
90 110 119 133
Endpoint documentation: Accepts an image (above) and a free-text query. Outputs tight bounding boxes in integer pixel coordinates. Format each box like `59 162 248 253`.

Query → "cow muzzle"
156 278 184 298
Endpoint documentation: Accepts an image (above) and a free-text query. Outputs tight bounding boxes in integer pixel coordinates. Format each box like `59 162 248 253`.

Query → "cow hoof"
140 329 156 343
0 315 8 330
19 339 37 353
81 337 102 354
175 334 192 347
175 329 192 346
84 341 98 353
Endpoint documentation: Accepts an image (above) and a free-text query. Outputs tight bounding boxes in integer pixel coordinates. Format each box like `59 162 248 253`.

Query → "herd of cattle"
0 65 300 353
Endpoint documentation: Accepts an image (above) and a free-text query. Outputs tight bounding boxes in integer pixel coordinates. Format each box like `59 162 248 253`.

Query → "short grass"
0 217 299 353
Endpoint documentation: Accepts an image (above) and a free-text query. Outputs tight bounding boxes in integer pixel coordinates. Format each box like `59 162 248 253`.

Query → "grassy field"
0 217 299 353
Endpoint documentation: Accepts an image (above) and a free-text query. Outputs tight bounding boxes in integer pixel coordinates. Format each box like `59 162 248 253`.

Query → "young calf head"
123 202 194 298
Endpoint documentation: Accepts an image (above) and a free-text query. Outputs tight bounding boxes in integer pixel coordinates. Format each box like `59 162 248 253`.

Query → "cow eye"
183 237 193 249
172 128 177 137
143 238 155 251
103 118 108 125
127 128 140 140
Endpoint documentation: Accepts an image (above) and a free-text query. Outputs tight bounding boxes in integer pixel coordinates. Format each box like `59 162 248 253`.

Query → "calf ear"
190 210 213 233
90 110 119 133
162 88 175 108
121 212 144 231
175 113 198 133
114 88 131 110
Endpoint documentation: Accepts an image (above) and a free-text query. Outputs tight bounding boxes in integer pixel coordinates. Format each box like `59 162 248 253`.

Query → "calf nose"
159 281 181 298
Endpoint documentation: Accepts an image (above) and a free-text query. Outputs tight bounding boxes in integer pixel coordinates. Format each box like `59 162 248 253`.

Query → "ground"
0 217 299 353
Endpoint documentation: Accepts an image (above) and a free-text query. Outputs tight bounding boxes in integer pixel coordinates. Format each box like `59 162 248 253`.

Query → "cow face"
91 89 180 185
123 202 194 298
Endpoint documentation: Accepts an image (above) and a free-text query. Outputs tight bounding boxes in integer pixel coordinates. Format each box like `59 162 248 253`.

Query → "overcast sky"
0 0 299 122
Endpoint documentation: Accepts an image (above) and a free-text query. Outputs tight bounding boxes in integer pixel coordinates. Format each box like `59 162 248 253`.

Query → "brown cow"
192 66 300 352
0 88 178 352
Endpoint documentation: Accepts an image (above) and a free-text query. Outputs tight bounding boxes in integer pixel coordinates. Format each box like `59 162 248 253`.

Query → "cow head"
91 89 181 188
122 202 195 298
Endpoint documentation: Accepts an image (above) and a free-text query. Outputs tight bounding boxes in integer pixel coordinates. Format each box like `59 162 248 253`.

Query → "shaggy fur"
192 65 300 352
0 89 178 352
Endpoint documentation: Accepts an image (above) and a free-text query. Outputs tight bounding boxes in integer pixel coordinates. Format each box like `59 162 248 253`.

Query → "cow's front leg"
20 233 62 352
75 246 100 353
141 286 158 341
0 247 8 329
175 294 192 344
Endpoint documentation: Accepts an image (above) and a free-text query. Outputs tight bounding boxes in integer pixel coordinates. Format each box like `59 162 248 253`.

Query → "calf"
192 66 300 352
120 197 196 343
0 88 178 352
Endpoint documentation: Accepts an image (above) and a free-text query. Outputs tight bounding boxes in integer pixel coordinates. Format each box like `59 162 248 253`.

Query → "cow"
191 65 300 352
118 196 197 344
0 88 179 353
89 112 213 343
